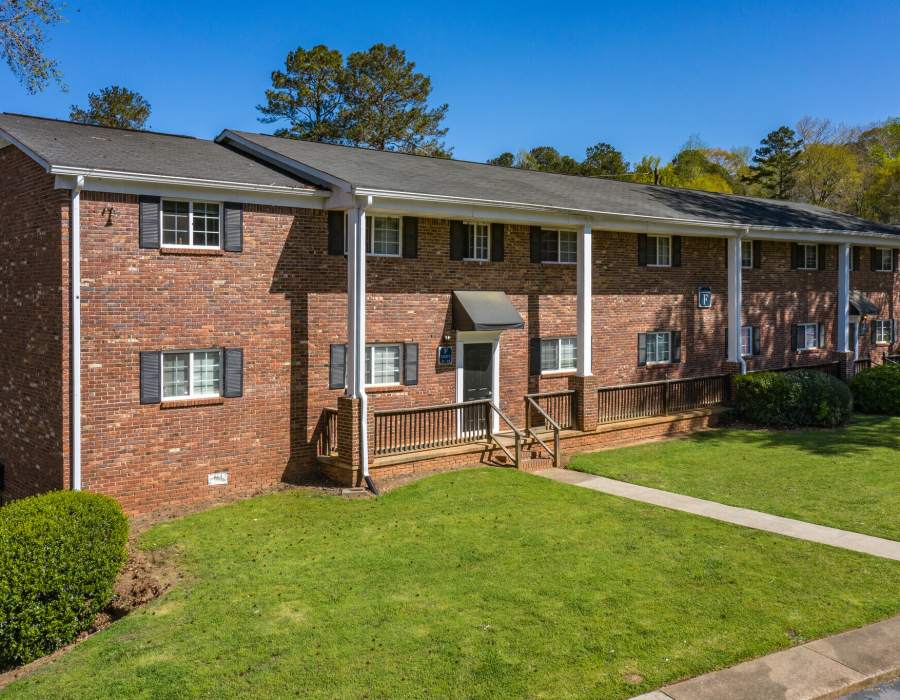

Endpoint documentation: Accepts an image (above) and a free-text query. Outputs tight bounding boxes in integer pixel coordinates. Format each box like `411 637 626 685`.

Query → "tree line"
2 9 896 224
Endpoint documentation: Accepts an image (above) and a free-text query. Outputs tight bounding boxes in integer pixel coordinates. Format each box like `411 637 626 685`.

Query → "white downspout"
71 176 84 490
726 230 747 375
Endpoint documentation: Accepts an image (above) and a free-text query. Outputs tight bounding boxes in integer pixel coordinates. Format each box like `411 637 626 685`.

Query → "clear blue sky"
2 0 898 164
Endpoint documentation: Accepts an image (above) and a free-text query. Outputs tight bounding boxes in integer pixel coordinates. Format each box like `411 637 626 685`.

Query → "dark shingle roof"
224 130 900 236
0 114 316 191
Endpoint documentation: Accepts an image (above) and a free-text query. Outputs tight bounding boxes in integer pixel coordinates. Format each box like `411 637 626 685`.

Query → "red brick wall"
0 146 67 500
851 246 900 361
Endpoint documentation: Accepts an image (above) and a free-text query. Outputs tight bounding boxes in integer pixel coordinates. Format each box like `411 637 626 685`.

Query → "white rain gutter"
71 175 84 491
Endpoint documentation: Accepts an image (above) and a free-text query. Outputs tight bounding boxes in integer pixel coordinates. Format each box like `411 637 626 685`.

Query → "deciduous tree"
0 0 65 93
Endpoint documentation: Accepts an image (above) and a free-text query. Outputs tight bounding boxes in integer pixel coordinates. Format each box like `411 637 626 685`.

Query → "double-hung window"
365 344 402 386
649 235 672 267
162 350 222 400
541 229 577 263
465 222 490 261
365 215 401 257
874 320 893 345
540 337 577 373
162 200 221 248
874 248 894 272
797 243 818 270
797 323 819 351
645 332 671 364
741 241 753 269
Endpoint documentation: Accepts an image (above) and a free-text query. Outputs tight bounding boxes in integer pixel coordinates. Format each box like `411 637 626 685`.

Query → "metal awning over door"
452 291 524 332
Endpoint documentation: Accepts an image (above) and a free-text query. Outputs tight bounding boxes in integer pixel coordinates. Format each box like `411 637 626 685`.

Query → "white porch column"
576 222 593 376
727 236 744 370
837 242 850 353
346 205 369 475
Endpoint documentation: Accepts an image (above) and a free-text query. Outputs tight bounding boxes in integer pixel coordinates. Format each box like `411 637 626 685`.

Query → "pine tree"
745 126 803 199
69 86 151 130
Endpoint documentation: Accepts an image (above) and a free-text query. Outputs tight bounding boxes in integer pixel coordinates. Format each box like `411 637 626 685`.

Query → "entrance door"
462 342 493 433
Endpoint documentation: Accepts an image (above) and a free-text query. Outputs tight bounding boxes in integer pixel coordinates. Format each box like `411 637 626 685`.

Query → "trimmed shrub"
851 363 900 415
733 370 852 428
0 491 128 667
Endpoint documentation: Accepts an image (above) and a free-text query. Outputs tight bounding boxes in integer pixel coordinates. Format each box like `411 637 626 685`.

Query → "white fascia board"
216 130 352 192
358 188 900 245
54 174 326 209
0 128 52 170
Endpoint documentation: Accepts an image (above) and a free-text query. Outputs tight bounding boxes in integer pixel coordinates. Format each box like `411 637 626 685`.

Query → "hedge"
0 491 128 667
851 363 900 415
732 370 853 428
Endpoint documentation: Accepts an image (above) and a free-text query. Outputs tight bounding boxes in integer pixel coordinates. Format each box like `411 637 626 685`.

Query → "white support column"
727 236 745 371
346 205 369 476
576 222 593 376
837 242 850 353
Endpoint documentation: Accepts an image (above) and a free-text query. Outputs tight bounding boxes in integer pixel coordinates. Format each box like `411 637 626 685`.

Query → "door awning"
850 290 879 317
452 291 525 331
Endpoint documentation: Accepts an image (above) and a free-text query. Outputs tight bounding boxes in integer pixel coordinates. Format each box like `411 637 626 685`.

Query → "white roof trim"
216 130 352 192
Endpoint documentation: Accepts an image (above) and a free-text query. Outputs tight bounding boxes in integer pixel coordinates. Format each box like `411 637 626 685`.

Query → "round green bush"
850 363 900 415
733 369 853 428
0 491 128 667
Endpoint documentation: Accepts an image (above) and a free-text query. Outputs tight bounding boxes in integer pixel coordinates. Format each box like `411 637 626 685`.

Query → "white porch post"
576 222 593 376
727 236 745 371
837 242 850 353
346 205 369 475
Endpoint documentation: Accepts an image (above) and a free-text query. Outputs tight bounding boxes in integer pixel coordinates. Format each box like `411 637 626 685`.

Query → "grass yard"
7 468 900 699
570 415 900 542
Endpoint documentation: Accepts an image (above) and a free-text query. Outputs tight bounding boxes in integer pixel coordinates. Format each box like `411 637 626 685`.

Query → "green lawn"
7 469 900 699
571 415 900 541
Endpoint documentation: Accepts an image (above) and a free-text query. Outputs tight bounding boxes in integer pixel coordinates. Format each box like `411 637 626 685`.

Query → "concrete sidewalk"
631 615 900 700
537 469 900 561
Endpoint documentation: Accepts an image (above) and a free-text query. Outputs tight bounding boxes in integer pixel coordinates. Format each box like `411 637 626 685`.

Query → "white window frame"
648 235 672 268
540 336 577 374
464 221 491 262
798 243 818 270
741 240 753 269
160 200 222 249
798 323 819 351
364 343 402 387
366 215 402 258
645 331 672 365
161 349 223 401
740 326 752 357
874 320 892 345
541 228 578 264
875 248 893 272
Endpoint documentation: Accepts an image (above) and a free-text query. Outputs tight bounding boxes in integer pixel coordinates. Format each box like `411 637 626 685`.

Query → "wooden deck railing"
759 361 841 378
524 390 574 431
373 401 490 456
316 407 339 456
854 358 873 374
597 374 730 425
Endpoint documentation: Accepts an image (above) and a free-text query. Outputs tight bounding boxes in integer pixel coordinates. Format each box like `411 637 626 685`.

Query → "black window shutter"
753 240 762 269
671 331 682 363
791 243 799 269
139 351 161 404
138 195 161 249
637 333 647 366
327 211 345 255
816 244 824 270
490 223 505 262
450 221 466 260
672 236 682 267
893 250 899 272
529 338 542 375
852 246 861 271
871 322 878 343
223 348 243 397
817 324 825 349
790 324 799 351
402 216 418 259
892 320 898 343
530 226 542 263
329 344 347 390
223 202 243 252
752 327 761 355
637 234 648 266
403 343 419 385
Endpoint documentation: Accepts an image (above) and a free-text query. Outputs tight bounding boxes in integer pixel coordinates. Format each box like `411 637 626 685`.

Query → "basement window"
540 337 577 373
162 200 221 248
365 344 402 386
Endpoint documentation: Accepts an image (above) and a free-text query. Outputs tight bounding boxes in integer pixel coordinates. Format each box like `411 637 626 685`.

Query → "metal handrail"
524 396 561 467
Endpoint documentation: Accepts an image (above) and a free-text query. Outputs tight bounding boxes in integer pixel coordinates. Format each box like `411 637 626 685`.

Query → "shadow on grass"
685 414 900 458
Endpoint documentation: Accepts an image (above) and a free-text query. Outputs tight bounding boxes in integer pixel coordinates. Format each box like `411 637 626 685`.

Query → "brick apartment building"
0 113 897 514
